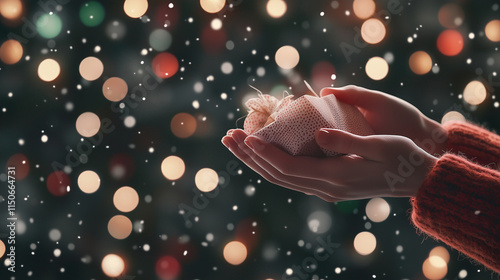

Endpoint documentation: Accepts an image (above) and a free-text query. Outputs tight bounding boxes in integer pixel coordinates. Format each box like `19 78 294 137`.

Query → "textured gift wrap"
244 93 374 157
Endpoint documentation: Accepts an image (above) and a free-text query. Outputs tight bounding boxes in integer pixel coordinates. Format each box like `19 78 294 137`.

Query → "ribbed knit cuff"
443 121 500 168
411 153 500 273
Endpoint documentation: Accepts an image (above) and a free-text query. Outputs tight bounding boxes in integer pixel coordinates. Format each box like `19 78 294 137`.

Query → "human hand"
221 128 437 202
320 86 447 155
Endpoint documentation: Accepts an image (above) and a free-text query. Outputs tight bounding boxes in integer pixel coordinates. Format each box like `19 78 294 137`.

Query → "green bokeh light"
80 1 105 27
149 29 172 51
36 13 63 39
335 200 360 214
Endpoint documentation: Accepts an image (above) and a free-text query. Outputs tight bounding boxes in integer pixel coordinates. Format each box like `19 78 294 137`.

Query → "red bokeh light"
311 61 336 90
155 255 181 280
437 29 463 56
152 52 179 79
201 26 227 54
46 171 70 196
6 153 29 180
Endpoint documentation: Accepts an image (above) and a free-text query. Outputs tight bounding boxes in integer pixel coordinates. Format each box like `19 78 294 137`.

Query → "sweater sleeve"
411 153 500 273
443 121 500 168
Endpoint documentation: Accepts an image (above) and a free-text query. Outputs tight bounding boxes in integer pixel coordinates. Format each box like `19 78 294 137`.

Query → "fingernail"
316 129 330 146
226 129 234 136
245 136 263 150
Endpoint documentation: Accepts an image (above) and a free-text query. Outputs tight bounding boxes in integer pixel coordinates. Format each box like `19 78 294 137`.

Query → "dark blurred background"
0 0 499 279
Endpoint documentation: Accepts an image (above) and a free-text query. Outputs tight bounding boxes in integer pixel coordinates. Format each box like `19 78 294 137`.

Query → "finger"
315 129 383 161
320 85 388 109
226 135 339 202
243 135 332 180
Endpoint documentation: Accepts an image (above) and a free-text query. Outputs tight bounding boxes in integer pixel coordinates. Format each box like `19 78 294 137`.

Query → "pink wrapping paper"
243 93 374 157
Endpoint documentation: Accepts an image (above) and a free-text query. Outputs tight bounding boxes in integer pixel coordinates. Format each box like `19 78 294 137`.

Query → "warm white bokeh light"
77 170 100 194
353 0 375 19
365 56 389 80
123 0 148 18
365 198 390 223
161 156 185 180
200 0 226 13
76 112 101 137
79 56 104 81
108 215 133 240
353 231 377 255
429 246 450 264
0 0 23 20
422 257 448 280
223 241 247 265
275 45 300 70
409 51 432 75
441 111 466 124
102 77 128 102
485 20 500 42
361 18 386 44
195 168 219 192
0 240 5 258
102 254 125 278
266 0 287 18
38 59 61 82
113 186 139 212
463 80 487 106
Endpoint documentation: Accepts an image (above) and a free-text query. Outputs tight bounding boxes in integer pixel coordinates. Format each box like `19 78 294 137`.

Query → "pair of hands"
221 86 447 202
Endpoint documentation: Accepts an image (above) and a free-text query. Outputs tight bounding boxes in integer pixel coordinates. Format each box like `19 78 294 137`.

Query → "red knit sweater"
411 122 500 274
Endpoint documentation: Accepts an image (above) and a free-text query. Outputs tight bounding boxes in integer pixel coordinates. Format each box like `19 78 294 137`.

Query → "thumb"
315 128 380 160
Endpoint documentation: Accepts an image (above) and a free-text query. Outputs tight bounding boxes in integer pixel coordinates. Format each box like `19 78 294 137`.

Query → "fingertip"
319 87 336 97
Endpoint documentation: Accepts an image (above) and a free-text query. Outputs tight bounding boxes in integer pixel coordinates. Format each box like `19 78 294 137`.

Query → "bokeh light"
79 56 104 81
38 58 61 82
171 113 197 138
311 61 336 89
307 211 332 233
108 215 133 239
109 153 136 181
361 18 386 44
422 256 448 280
211 18 222 30
353 231 377 255
0 240 5 258
149 29 173 51
429 246 450 264
463 80 487 105
409 51 432 75
365 56 389 80
266 0 287 19
80 1 105 27
6 153 29 180
441 111 465 124
46 171 70 197
102 254 125 278
0 0 23 20
76 112 101 137
152 52 179 78
200 0 226 14
155 256 181 280
161 156 185 180
275 45 300 70
0 39 23 65
223 241 247 265
485 20 500 42
353 0 375 20
365 198 390 223
77 170 100 194
102 77 128 102
113 186 139 212
437 30 463 56
438 4 464 28
123 0 148 18
36 13 62 39
195 168 219 192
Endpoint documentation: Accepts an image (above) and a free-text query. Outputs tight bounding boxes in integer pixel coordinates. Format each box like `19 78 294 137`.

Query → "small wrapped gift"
243 87 374 157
